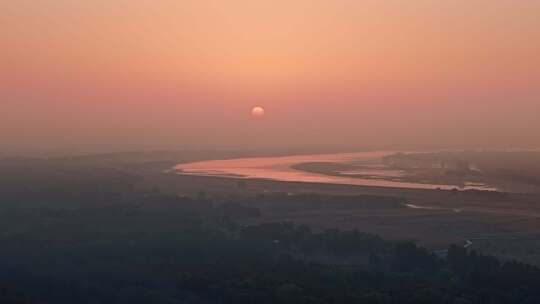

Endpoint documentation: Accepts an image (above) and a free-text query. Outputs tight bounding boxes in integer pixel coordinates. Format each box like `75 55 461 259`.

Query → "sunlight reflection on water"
174 151 498 191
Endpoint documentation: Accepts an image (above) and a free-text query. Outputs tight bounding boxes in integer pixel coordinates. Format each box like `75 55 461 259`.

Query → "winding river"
174 151 498 191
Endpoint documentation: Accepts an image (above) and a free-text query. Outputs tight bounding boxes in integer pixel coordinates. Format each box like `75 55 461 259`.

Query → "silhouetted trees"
0 184 539 303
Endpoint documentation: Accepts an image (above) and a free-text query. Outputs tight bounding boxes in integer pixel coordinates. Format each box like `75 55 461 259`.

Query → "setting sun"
1 1 540 302
251 106 265 119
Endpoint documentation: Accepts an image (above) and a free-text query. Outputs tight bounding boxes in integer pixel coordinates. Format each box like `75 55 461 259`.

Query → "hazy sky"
1 0 539 154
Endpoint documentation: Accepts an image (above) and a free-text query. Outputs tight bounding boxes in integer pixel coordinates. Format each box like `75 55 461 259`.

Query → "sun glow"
251 106 265 119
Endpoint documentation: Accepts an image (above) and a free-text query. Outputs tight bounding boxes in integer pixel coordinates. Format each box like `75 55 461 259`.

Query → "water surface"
174 151 497 191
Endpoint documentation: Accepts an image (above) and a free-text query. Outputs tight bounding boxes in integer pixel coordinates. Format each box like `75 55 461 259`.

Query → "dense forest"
1 161 540 303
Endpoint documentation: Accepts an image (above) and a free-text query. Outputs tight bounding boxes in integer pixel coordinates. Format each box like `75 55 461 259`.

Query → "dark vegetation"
1 158 540 303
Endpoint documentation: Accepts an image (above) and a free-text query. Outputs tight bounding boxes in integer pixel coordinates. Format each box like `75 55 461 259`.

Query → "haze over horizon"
2 1 539 155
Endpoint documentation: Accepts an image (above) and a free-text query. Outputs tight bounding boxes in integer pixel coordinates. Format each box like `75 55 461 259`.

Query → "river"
174 151 498 191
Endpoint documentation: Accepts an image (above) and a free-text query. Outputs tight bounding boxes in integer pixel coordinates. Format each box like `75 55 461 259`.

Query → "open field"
141 173 540 263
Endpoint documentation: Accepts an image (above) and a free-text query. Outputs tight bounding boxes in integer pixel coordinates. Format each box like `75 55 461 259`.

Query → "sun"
251 106 265 119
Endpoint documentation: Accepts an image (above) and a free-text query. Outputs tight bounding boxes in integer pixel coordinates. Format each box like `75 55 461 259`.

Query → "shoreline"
174 151 501 192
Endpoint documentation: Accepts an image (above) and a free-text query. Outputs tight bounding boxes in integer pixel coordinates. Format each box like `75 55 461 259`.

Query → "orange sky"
1 0 539 154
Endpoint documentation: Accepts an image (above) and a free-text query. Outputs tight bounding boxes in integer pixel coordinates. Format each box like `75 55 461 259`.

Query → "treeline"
0 191 539 303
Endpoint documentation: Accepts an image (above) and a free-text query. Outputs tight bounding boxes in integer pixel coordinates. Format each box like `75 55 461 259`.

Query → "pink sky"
1 0 539 154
